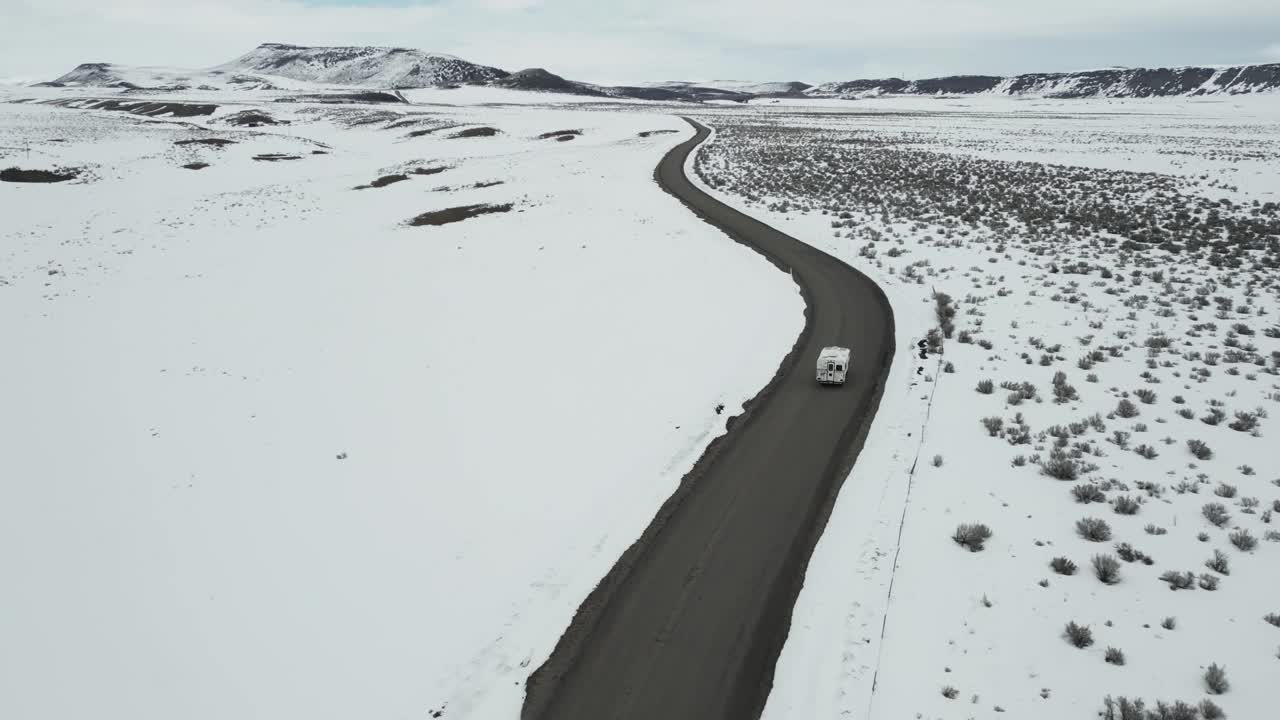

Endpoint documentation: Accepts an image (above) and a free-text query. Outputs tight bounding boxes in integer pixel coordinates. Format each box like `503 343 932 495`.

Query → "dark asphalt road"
522 118 896 720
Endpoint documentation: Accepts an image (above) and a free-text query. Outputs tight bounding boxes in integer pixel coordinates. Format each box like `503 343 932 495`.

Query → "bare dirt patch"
639 129 680 137
222 110 288 127
1 167 80 183
48 99 218 118
182 162 210 170
538 129 583 141
406 125 463 138
174 138 237 147
355 174 410 190
410 165 449 176
408 203 514 226
385 117 447 131
253 154 302 162
450 126 500 139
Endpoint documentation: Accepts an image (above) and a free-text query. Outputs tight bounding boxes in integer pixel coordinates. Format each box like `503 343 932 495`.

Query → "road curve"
522 118 896 720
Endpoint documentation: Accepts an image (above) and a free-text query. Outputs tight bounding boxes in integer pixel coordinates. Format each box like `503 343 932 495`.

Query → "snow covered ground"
7 80 1279 720
691 96 1280 720
0 88 803 719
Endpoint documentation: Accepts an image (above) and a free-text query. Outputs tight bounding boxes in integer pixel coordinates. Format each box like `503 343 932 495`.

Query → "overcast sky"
3 0 1279 84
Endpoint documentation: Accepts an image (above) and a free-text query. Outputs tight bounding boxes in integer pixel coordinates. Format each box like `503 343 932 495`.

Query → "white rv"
816 346 850 386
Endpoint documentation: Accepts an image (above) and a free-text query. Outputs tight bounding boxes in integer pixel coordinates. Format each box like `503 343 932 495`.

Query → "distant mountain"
486 68 744 102
33 47 1280 102
216 43 507 89
631 82 751 103
37 44 508 92
651 80 812 98
35 44 803 103
809 64 1280 98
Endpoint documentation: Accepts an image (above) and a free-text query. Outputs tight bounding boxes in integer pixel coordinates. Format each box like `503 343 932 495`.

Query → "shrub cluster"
1052 370 1079 404
952 522 992 551
1205 549 1230 575
1202 503 1230 528
1077 517 1112 541
1065 621 1093 648
1093 553 1122 584
1160 570 1196 590
1117 398 1141 418
1187 439 1213 460
1101 696 1224 720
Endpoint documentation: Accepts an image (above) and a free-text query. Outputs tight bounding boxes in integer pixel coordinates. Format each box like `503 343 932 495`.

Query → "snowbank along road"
522 118 897 720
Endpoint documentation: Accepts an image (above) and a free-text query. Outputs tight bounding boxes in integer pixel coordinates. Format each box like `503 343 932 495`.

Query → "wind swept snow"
0 92 802 720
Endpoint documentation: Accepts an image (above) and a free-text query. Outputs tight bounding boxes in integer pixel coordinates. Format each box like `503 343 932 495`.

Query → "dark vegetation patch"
697 119 1280 269
471 180 504 189
408 203 514 227
639 129 680 137
182 162 210 170
311 150 329 155
355 174 410 190
253 154 302 162
174 138 237 147
410 165 449 176
450 126 500 139
1 167 80 183
538 129 583 141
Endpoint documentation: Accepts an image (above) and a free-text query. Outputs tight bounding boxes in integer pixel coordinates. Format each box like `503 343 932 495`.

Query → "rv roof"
818 346 850 360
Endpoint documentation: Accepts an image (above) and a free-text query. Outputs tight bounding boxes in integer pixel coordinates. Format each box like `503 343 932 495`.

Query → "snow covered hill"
37 44 1279 103
38 44 508 93
216 43 507 89
34 46 746 103
810 63 1280 98
39 62 282 92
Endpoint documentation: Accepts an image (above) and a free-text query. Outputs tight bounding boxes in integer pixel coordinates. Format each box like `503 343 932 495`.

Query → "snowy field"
690 96 1280 720
0 87 803 719
6 81 1280 720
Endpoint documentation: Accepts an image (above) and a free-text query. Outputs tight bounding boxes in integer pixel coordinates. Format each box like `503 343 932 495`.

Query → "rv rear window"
835 365 843 371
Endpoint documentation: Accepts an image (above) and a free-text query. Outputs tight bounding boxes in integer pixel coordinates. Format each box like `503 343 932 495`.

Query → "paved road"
522 118 896 720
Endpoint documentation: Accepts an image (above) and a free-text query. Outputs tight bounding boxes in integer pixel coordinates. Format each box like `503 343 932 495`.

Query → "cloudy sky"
3 0 1279 83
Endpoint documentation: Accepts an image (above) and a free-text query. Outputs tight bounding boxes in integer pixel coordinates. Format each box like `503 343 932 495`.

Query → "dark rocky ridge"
492 69 607 97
